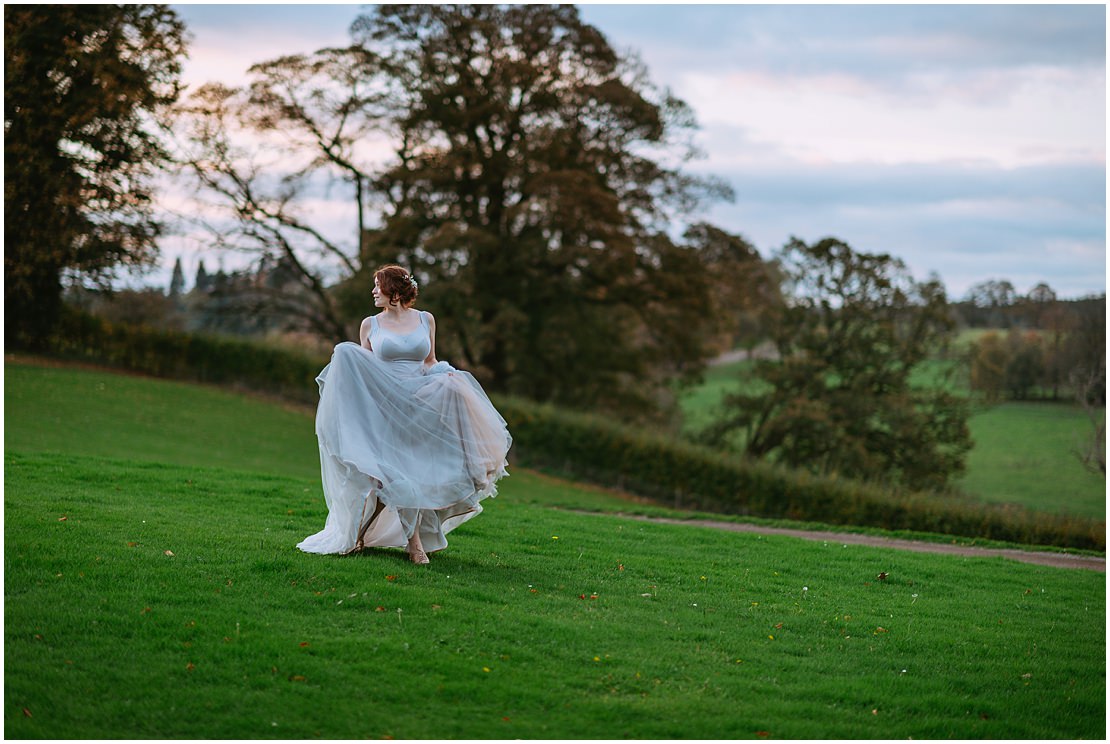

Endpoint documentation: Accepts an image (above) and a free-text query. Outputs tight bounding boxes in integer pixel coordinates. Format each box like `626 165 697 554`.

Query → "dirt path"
582 511 1105 572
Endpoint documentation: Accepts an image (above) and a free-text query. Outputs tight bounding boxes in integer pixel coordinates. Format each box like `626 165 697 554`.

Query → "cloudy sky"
164 3 1106 299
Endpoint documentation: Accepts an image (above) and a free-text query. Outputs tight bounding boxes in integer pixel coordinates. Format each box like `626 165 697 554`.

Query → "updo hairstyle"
375 264 418 307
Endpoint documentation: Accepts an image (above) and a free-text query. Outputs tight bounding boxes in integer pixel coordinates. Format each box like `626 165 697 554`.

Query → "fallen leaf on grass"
877 572 888 581
22 708 31 718
874 627 888 634
289 675 306 682
164 550 174 557
186 663 196 672
58 516 67 522
299 642 310 647
385 575 397 582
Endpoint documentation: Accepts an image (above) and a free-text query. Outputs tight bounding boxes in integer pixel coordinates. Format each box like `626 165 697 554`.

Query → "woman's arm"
422 311 438 367
359 316 373 350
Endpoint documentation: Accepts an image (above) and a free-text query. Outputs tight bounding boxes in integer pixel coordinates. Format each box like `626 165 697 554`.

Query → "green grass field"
678 359 1106 520
5 361 1106 738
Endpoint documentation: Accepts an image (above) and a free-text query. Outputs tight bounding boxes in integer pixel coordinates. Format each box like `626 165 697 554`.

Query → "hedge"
493 396 1105 551
46 308 326 404
39 309 1105 551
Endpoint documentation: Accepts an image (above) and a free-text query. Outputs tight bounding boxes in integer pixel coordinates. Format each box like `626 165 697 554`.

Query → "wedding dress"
297 312 511 555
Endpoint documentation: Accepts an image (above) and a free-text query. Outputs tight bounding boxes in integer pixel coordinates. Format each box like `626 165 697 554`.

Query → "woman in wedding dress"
297 265 511 564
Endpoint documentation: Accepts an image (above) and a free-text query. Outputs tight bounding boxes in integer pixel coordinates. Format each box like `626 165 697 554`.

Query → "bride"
297 264 512 564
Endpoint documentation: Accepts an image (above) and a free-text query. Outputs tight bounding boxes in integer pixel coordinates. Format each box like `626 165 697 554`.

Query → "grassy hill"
4 360 1105 739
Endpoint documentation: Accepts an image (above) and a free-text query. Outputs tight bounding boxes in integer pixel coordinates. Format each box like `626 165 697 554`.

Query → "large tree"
349 4 746 416
4 4 186 347
177 5 760 420
701 237 972 491
171 49 388 341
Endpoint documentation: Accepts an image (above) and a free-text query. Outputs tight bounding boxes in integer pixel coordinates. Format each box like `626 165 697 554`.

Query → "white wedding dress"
297 312 511 555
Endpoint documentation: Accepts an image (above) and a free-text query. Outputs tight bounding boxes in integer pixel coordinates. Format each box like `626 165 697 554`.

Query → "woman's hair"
375 264 419 307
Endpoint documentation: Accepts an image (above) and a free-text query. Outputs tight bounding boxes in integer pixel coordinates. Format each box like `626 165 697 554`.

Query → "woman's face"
372 277 389 308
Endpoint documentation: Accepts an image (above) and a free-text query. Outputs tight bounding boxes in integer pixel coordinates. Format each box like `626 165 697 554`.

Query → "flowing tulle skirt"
297 342 511 555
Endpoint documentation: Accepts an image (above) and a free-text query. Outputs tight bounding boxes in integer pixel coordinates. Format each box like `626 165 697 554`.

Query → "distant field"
677 358 1105 520
961 402 1105 518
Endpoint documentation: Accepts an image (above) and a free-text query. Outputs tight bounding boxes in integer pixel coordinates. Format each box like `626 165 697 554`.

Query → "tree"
4 4 187 348
963 279 1017 328
702 237 972 491
1071 359 1106 476
1003 330 1046 400
171 42 393 340
967 331 1009 402
348 4 742 417
1063 294 1106 406
168 256 185 297
193 260 212 293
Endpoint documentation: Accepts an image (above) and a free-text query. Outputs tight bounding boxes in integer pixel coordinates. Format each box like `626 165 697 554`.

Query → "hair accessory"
408 274 418 289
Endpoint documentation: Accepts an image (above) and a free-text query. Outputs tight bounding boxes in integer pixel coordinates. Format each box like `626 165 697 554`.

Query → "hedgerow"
494 397 1104 551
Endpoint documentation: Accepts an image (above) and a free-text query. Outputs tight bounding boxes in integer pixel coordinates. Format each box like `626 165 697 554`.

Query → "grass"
6 451 1105 739
961 402 1106 519
4 361 319 481
4 359 1106 738
678 358 1105 520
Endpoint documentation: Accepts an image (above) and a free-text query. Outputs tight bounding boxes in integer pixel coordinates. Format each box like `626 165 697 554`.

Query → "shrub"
46 308 325 403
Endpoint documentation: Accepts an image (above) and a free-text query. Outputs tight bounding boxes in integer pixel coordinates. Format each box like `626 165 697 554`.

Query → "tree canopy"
176 4 764 420
701 237 972 491
5 4 186 347
349 4 752 416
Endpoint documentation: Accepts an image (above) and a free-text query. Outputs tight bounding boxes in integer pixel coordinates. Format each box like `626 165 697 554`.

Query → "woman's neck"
382 304 415 318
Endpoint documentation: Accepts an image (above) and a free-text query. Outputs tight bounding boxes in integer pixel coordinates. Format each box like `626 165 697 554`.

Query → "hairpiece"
408 274 418 290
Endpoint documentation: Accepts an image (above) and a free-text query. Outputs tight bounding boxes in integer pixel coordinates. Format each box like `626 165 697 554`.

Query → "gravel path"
585 512 1105 572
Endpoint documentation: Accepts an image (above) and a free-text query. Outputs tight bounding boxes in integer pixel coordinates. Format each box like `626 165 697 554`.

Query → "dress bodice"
370 312 431 374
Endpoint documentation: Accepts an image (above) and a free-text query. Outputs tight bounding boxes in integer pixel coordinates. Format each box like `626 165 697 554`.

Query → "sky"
159 2 1107 300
